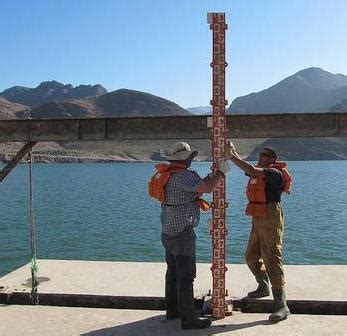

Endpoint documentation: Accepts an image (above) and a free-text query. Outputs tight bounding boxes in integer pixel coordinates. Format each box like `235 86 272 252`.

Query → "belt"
249 201 281 204
163 203 187 207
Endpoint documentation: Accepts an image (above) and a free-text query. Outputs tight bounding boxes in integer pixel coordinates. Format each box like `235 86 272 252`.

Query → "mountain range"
0 80 107 108
0 82 192 119
227 67 347 114
187 106 212 114
330 98 347 112
30 89 191 119
1 67 347 120
0 97 29 119
0 67 346 161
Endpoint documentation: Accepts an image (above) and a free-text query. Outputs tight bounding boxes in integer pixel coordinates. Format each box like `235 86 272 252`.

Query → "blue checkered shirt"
161 169 204 235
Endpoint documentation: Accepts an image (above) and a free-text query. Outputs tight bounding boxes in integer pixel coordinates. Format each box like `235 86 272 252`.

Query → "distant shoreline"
1 156 346 165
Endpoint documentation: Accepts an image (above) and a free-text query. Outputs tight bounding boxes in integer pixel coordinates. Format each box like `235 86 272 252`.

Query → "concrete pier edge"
0 292 346 315
1 261 346 317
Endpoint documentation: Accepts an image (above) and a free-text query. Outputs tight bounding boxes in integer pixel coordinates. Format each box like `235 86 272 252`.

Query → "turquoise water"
0 161 346 276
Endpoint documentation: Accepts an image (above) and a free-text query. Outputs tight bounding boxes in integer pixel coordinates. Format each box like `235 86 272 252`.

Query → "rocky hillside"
247 138 347 160
30 99 98 119
2 136 345 163
228 67 347 114
30 89 192 118
330 98 347 112
187 106 212 115
0 81 107 108
1 73 346 161
95 89 191 117
0 97 29 119
0 138 266 163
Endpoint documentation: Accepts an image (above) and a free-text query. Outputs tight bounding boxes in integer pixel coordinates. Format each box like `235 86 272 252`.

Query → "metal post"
207 12 229 318
29 148 39 304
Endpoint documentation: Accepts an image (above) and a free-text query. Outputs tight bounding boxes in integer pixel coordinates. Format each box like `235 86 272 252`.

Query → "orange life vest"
245 161 292 218
148 163 210 212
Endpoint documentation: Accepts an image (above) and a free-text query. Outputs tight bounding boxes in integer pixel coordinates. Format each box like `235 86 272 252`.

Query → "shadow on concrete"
22 277 50 287
81 314 270 336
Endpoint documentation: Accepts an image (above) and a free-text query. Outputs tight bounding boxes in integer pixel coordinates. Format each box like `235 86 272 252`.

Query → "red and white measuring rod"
207 12 229 319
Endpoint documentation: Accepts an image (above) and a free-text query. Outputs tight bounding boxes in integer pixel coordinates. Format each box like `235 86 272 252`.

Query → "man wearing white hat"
152 141 230 329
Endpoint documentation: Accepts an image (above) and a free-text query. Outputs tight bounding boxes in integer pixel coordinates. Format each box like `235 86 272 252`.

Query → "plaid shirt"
161 169 203 235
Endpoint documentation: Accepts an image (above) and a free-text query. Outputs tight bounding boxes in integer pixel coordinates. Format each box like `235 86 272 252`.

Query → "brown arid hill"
30 89 192 118
30 99 99 119
2 137 346 163
0 139 266 163
0 97 29 119
1 79 346 161
95 89 191 117
228 67 347 114
247 138 347 160
330 98 347 112
0 81 107 108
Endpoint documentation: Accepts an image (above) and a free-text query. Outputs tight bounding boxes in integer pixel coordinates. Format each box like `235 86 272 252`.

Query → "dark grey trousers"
161 229 196 321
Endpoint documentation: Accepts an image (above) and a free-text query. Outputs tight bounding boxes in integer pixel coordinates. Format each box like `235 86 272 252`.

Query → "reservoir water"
0 161 346 276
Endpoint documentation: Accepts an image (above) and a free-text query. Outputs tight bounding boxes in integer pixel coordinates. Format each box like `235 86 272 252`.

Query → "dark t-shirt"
263 168 284 202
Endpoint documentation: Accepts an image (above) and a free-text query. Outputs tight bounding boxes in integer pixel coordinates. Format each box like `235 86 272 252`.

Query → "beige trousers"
245 203 285 290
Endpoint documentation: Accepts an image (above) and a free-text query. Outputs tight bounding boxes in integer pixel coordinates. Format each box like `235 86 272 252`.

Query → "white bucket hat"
166 142 198 161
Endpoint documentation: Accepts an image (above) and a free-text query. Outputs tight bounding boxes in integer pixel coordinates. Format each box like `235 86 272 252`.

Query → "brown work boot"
179 286 211 329
181 316 211 330
269 288 291 323
247 274 270 298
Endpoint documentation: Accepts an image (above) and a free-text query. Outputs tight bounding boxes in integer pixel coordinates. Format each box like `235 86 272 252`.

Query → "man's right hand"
225 139 241 159
218 158 230 175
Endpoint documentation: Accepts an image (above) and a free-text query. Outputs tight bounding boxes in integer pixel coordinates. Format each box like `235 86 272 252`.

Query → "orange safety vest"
148 163 210 212
245 161 292 218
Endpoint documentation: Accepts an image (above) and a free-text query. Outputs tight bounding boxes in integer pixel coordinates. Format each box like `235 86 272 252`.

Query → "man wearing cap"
224 143 291 323
159 141 230 330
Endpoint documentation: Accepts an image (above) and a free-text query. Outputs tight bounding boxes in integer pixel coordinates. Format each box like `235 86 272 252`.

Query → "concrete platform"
0 305 346 336
0 260 346 300
0 260 346 315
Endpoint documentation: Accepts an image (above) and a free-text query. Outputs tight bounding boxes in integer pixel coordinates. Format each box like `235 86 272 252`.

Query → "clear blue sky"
0 0 346 107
